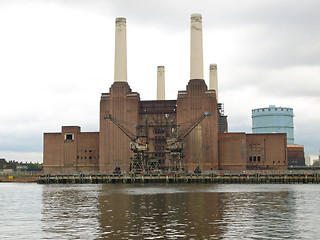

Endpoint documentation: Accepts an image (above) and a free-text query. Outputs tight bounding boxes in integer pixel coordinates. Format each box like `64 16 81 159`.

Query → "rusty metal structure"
105 114 149 173
105 111 211 174
218 103 228 133
166 112 210 172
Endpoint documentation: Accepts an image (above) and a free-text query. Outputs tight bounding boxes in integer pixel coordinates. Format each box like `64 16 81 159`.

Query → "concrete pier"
37 170 320 184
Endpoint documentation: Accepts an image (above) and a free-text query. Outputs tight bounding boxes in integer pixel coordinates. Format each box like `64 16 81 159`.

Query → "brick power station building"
43 14 288 173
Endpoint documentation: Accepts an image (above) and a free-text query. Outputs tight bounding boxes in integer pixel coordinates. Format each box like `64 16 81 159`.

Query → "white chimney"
157 66 165 100
190 14 204 80
209 64 218 101
114 17 127 82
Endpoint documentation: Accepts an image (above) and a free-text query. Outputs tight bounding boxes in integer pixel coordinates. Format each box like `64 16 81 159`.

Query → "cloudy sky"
0 0 319 162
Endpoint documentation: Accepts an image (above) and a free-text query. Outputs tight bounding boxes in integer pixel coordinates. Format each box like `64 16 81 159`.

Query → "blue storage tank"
252 105 294 144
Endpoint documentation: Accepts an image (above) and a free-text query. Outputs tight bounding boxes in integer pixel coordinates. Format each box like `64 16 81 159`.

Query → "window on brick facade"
65 134 73 140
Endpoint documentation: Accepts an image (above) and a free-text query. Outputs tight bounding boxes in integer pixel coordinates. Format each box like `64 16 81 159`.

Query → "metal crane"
104 114 148 173
166 112 211 172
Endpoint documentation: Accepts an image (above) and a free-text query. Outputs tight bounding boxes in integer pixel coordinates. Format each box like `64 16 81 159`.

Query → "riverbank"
0 176 38 182
0 172 40 183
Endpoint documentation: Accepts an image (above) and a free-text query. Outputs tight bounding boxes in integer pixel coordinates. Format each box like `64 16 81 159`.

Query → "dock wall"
37 170 320 184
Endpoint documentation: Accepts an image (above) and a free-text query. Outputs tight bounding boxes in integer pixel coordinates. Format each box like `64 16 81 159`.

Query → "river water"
0 183 320 239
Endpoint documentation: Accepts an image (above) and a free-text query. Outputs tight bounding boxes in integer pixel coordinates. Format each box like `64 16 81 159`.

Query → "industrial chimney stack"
209 64 218 101
190 14 204 80
114 17 127 82
157 66 165 100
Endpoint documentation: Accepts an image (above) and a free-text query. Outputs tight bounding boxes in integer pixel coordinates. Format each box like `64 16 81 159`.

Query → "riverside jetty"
37 170 320 184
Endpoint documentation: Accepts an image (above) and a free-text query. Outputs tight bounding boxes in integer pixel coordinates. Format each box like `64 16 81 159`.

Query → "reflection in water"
32 184 320 239
98 185 224 239
96 185 302 239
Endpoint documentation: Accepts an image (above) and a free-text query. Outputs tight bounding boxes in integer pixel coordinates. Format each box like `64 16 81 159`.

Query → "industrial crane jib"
166 112 211 152
166 112 211 172
105 114 149 152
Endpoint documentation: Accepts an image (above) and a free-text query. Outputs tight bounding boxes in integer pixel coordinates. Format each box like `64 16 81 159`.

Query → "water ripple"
1 184 320 239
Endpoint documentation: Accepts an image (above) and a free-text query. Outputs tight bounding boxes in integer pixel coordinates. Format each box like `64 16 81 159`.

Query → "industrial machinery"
106 112 210 173
166 112 211 172
105 114 149 173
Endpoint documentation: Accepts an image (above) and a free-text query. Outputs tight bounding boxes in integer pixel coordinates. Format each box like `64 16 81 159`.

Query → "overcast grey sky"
0 0 319 162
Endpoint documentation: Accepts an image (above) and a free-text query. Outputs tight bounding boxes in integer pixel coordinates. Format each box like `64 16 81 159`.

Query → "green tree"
28 163 42 170
313 160 319 166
